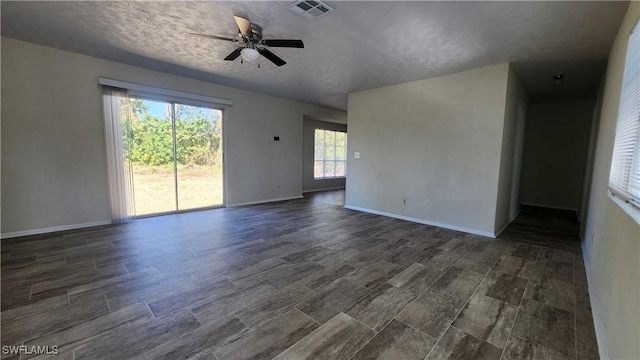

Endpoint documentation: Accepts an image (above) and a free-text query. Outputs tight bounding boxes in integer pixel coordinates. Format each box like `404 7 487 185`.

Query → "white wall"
495 67 528 233
302 117 347 193
345 64 510 236
1 38 346 236
582 2 640 359
520 98 594 211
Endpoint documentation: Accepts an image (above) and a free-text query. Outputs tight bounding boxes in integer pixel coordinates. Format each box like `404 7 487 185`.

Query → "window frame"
608 18 640 223
313 128 347 179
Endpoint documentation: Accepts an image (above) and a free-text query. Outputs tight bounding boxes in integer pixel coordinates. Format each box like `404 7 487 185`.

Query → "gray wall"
581 2 640 359
519 98 594 211
345 64 510 236
580 82 604 226
494 67 529 233
1 38 346 237
302 117 347 193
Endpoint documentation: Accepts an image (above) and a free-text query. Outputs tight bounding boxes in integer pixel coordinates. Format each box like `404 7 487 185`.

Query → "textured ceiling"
1 1 629 111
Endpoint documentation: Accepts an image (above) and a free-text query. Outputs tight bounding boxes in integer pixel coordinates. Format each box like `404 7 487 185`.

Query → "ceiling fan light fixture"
553 74 564 85
241 48 260 62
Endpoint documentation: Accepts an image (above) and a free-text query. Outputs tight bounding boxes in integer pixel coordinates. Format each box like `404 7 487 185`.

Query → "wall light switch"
354 152 360 159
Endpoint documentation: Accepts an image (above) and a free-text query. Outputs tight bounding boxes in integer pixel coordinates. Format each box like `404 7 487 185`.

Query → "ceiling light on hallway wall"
553 74 564 85
241 48 260 62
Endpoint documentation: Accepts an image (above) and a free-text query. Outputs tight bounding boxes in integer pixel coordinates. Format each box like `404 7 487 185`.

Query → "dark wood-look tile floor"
498 205 582 252
1 191 599 359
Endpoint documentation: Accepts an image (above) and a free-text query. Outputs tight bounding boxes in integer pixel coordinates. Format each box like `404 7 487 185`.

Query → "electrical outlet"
277 185 280 190
402 197 408 205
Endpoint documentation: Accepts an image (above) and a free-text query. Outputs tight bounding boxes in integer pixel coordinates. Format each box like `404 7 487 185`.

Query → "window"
609 20 640 210
314 129 347 178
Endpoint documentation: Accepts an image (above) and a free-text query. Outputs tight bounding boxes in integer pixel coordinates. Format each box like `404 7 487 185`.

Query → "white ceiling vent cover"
288 0 334 20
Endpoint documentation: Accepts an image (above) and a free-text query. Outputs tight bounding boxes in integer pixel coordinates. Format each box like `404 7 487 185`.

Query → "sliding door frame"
130 95 227 218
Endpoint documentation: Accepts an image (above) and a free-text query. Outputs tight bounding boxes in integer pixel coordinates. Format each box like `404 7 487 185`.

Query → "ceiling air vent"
288 0 334 20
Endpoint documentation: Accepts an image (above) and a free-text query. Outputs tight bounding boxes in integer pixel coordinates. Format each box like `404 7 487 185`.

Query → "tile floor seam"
144 301 156 319
292 307 322 326
104 294 112 313
128 322 210 360
382 262 449 326
343 310 379 333
343 278 372 292
187 270 201 283
232 311 254 330
450 323 506 345
295 282 319 295
500 290 530 360
500 245 541 360
507 245 582 359
426 247 507 359
188 307 204 327
220 273 236 284
345 326 377 360
390 281 434 318
421 293 473 360
291 292 323 311
394 316 436 339
460 246 514 347
296 280 371 322
256 307 323 359
519 330 578 360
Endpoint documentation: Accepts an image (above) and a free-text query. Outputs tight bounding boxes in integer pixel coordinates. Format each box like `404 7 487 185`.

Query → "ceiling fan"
190 15 304 67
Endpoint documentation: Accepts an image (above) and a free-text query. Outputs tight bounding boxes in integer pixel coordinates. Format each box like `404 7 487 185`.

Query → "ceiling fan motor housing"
249 24 262 42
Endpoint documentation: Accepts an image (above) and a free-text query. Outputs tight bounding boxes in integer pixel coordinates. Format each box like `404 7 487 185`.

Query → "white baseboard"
228 195 304 207
494 209 522 237
581 247 610 360
302 186 345 194
1 220 112 240
343 205 495 238
520 202 578 212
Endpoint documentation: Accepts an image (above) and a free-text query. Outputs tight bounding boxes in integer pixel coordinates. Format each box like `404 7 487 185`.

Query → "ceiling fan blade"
189 33 237 42
257 48 286 67
261 39 304 48
234 15 252 38
224 48 242 61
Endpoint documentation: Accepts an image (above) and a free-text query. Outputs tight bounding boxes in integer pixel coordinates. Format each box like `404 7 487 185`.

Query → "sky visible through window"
146 101 165 118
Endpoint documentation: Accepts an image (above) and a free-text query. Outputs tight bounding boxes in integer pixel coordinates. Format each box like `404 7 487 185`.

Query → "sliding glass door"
175 104 224 210
128 99 176 215
122 98 223 216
